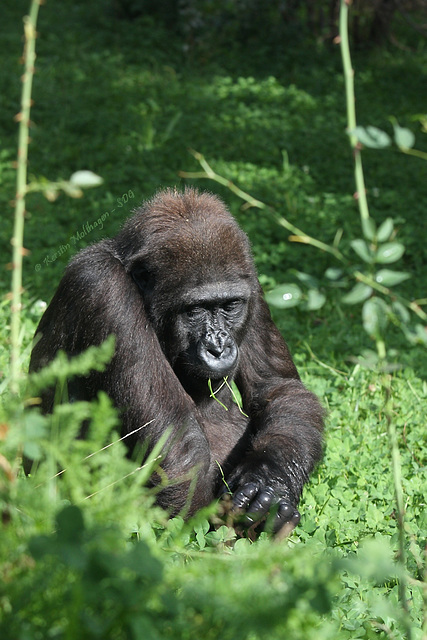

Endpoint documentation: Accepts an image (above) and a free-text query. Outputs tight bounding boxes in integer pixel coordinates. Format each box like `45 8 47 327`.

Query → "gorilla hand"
231 482 300 535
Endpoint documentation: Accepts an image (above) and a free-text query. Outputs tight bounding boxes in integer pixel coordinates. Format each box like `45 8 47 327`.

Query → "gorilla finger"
232 482 258 510
244 488 275 523
272 504 301 535
277 501 295 522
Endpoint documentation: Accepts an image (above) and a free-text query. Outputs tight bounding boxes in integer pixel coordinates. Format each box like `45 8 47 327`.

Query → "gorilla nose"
198 331 238 376
205 330 228 357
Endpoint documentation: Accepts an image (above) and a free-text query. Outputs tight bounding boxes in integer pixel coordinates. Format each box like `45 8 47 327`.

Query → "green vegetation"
1 1 426 638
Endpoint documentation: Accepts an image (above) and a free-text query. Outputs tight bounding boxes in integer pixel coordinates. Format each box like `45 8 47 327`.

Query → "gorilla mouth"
197 342 238 378
174 342 239 385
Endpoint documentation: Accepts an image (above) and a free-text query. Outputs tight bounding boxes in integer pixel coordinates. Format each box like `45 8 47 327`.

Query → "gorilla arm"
30 242 214 513
229 292 324 532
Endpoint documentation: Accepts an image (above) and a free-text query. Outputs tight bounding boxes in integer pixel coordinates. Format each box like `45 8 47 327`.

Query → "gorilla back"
30 188 324 533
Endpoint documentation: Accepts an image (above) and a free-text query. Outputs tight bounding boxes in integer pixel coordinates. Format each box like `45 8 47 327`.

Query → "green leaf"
403 323 427 346
414 324 427 346
342 282 372 305
375 242 405 264
325 267 343 281
195 526 207 549
391 301 410 323
28 534 52 559
392 123 415 149
351 126 392 149
61 182 83 198
348 537 396 582
289 270 319 289
22 440 42 462
376 218 394 242
304 289 326 311
361 218 376 241
22 412 48 461
375 269 410 287
362 297 389 339
69 170 103 188
56 505 85 544
265 284 302 308
229 380 243 407
350 349 380 370
350 239 372 263
125 542 164 581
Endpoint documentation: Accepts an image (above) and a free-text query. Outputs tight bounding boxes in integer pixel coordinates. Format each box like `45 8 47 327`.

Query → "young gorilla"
30 188 323 533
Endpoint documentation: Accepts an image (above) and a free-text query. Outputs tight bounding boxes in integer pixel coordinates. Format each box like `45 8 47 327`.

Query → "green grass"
0 1 426 638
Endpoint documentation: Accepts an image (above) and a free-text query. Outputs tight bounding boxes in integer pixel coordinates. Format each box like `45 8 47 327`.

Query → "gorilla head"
119 189 255 389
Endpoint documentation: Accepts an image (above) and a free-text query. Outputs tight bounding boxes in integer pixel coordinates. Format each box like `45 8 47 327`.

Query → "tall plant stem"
339 0 416 640
10 0 41 394
339 0 370 228
340 3 413 636
382 374 412 640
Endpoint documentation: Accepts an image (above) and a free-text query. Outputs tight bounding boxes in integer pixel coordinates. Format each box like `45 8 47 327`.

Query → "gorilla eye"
185 306 205 320
223 300 243 314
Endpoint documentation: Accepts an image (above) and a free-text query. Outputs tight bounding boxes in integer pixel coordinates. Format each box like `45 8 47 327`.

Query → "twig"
180 150 344 260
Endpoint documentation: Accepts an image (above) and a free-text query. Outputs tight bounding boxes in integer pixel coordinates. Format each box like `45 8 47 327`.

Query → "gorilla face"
172 282 250 384
130 267 251 385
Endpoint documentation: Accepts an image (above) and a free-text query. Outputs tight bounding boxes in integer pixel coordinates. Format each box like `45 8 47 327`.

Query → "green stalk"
400 147 427 162
10 0 41 394
340 4 414 635
339 0 370 228
354 271 427 322
382 374 412 640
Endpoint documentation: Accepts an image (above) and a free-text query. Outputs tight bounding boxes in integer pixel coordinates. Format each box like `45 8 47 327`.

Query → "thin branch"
182 149 266 209
180 150 344 260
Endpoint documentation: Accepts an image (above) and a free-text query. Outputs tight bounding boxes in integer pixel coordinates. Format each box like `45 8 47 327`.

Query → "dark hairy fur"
30 188 323 531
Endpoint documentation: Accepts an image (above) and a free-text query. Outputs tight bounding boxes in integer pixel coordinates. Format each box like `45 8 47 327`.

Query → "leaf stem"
354 271 427 322
400 147 427 161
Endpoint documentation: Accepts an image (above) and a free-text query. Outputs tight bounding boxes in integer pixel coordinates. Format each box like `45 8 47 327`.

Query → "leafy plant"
1 1 426 638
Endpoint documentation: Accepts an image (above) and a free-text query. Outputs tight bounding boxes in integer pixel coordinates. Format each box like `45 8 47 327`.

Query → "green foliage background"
0 1 426 638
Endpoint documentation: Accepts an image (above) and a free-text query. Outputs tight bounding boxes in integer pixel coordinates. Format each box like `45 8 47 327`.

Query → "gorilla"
29 188 323 533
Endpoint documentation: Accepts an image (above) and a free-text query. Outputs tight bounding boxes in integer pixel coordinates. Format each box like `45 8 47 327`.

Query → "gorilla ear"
130 263 154 297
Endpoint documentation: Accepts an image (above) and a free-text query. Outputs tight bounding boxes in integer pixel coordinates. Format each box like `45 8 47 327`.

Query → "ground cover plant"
0 1 426 638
